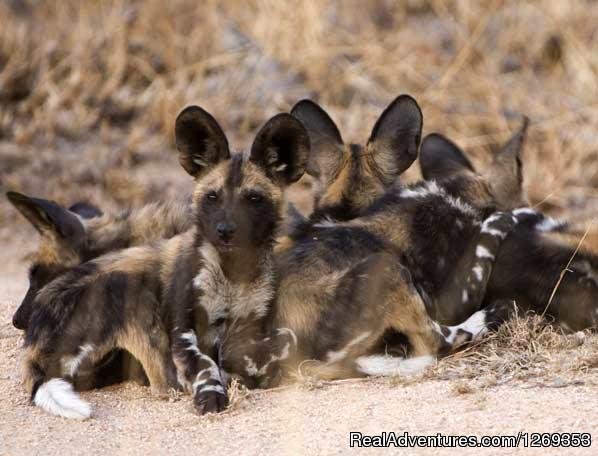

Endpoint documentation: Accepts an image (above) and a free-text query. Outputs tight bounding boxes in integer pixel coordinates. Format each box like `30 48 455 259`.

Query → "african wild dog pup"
7 192 191 331
267 95 521 383
7 194 191 388
419 129 598 331
22 106 308 419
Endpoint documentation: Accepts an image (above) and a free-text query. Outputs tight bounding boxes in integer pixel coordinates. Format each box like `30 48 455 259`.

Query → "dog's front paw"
194 385 228 415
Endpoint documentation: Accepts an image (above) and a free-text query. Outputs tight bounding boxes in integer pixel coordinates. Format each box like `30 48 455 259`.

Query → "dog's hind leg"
117 323 176 397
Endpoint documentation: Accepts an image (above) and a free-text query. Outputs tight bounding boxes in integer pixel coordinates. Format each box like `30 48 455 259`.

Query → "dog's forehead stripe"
225 154 244 191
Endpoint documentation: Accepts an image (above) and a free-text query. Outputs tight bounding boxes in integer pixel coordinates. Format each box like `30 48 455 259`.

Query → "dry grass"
0 0 597 219
434 314 598 387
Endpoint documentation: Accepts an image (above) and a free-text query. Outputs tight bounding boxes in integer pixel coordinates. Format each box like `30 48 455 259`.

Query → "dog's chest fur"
193 242 274 326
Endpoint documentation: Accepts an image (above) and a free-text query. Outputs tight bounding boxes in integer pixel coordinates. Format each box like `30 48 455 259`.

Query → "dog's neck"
197 239 274 285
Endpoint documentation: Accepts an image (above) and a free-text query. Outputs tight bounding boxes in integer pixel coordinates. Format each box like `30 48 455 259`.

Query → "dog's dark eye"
206 191 219 202
246 192 263 203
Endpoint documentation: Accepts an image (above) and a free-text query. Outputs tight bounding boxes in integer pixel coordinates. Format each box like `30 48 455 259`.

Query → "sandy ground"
1 234 597 456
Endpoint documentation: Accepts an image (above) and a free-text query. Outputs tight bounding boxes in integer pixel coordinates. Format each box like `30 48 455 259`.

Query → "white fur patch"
62 344 94 377
512 207 538 217
476 245 494 259
34 379 91 420
400 187 430 199
244 356 260 377
480 214 508 238
244 338 294 378
181 331 201 356
443 194 477 217
457 309 488 341
356 355 435 377
442 309 489 345
462 290 469 303
472 265 484 281
276 328 297 346
313 217 337 228
482 228 506 238
482 213 502 226
536 217 565 232
326 331 371 363
198 384 225 394
192 362 222 394
400 181 477 217
180 331 198 346
192 157 209 167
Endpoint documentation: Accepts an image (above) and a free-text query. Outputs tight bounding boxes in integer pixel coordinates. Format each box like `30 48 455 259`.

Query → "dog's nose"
12 311 27 330
216 222 236 241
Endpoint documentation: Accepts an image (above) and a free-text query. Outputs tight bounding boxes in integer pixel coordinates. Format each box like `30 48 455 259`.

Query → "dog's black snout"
12 310 27 330
216 222 236 241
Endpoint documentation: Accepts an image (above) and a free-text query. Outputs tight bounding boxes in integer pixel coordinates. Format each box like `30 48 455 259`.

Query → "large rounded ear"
6 191 86 244
486 117 530 208
420 133 475 181
366 94 423 185
249 113 310 186
175 105 230 178
291 99 344 182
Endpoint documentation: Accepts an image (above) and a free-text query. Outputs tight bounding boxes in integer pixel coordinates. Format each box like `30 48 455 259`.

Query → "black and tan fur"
7 194 192 388
419 131 598 331
291 96 421 222
265 96 522 383
22 106 308 419
7 193 192 331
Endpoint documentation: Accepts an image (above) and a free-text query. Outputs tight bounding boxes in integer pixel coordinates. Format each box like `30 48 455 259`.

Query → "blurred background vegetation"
0 0 597 229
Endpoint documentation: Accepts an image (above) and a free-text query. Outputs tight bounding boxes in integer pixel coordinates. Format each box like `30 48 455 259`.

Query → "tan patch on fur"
100 245 159 274
192 158 283 209
240 160 283 202
192 161 228 202
364 141 400 187
22 346 42 393
116 323 171 395
458 177 497 210
159 229 196 286
275 267 349 343
317 148 351 208
274 235 295 254
348 212 411 248
34 234 81 268
542 230 598 257
127 200 191 244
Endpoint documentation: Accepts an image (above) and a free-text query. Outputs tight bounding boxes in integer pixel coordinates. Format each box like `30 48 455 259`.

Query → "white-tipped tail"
34 379 92 420
356 355 435 377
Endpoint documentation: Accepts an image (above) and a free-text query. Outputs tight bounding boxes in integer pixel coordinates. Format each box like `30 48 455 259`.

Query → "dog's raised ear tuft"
250 113 310 185
367 94 423 185
419 133 475 181
7 191 86 244
175 105 230 178
291 99 344 182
